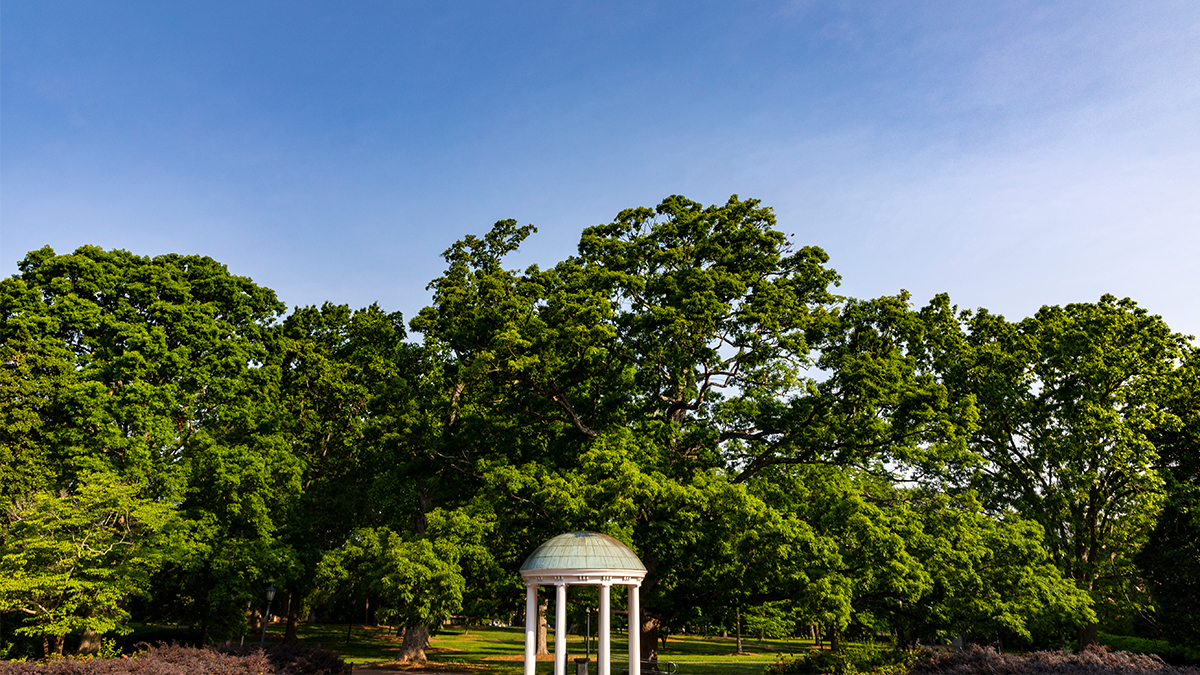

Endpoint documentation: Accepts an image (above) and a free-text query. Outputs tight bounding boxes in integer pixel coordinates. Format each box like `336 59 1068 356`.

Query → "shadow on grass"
291 625 816 674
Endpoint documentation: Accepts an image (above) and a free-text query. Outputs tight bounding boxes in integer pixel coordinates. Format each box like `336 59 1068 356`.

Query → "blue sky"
3 1 1198 337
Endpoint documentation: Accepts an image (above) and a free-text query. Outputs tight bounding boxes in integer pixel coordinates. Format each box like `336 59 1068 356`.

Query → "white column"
555 583 568 675
598 584 611 675
525 583 537 675
627 585 640 675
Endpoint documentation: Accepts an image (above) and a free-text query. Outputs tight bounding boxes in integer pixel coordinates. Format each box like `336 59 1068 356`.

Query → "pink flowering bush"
911 643 1200 675
0 642 348 675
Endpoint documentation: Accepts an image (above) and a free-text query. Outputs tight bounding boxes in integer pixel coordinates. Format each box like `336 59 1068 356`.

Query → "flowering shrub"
764 644 1200 675
212 642 349 674
0 642 348 675
910 643 1200 674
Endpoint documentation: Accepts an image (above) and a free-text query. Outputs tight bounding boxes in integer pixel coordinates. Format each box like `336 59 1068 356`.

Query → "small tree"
315 519 466 663
744 602 793 641
0 472 175 657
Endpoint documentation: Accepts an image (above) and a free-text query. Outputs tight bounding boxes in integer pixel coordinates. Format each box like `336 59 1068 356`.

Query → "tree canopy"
917 293 1193 645
1 196 1191 659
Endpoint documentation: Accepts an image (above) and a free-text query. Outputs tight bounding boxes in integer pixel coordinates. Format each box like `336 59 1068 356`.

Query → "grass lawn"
291 624 822 674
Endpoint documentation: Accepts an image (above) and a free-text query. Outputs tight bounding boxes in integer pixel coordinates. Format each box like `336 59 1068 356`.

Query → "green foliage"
411 196 982 645
9 197 1169 651
0 245 284 492
1098 633 1200 667
744 602 795 641
0 245 291 642
1136 350 1200 647
1136 497 1200 647
0 472 177 640
313 511 478 629
96 638 122 660
919 294 1191 633
271 302 422 634
754 466 1091 643
765 645 920 675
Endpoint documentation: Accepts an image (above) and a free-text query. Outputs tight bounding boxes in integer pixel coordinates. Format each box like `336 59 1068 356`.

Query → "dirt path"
350 662 472 667
351 663 476 675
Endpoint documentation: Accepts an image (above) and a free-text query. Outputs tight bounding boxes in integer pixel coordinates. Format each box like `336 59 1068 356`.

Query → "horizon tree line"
1 195 1196 660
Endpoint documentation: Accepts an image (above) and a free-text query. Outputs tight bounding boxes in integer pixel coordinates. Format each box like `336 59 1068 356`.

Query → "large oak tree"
410 195 1055 657
919 294 1192 646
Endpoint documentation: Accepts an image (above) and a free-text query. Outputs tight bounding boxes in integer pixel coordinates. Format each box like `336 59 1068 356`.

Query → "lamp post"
259 585 277 648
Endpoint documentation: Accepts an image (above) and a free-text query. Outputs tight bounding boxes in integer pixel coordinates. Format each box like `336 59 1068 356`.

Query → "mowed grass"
292 624 820 674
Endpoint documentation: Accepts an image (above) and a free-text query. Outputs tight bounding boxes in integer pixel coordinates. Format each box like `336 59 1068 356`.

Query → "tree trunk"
828 624 840 652
1077 622 1098 651
641 615 660 663
77 630 101 655
735 608 743 655
368 595 380 625
241 600 252 644
415 484 431 536
284 589 302 642
537 600 549 655
399 625 430 662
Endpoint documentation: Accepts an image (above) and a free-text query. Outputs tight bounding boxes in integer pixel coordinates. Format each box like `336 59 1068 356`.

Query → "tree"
3 211 1121 653
749 463 1091 648
0 245 293 644
743 601 794 641
272 303 420 641
0 472 176 657
0 245 285 490
314 515 468 662
1136 348 1200 646
410 196 982 657
0 270 65 508
919 294 1192 646
155 425 300 644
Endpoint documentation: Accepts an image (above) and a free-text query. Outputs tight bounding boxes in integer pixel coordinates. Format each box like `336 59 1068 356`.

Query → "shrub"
0 642 349 675
1099 633 1200 667
212 642 349 674
765 644 920 674
910 643 1200 674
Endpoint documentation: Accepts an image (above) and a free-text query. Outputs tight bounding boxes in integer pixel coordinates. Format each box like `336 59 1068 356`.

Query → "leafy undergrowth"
1099 634 1200 667
0 642 349 674
765 644 920 674
910 644 1200 674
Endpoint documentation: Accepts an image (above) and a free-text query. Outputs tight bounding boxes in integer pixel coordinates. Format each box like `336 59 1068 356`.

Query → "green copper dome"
520 531 646 572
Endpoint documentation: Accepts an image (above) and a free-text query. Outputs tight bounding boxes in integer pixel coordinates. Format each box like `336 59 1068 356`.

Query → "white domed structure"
521 531 647 576
519 532 646 675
